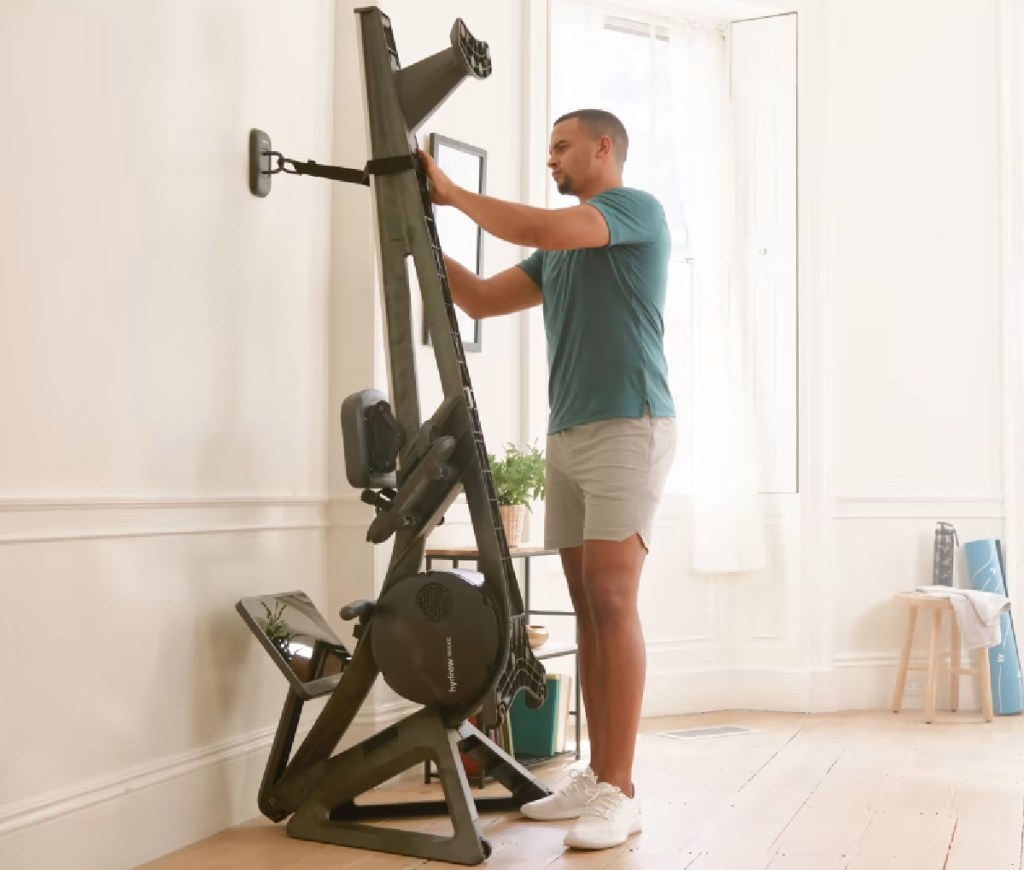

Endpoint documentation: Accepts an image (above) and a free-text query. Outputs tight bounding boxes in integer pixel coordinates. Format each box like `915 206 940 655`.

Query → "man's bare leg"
560 545 604 775
579 535 647 796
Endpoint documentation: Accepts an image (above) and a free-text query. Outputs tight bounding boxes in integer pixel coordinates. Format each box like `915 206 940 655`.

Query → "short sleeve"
587 189 665 247
517 248 545 289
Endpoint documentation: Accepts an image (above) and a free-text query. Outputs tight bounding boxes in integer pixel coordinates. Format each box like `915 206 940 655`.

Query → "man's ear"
598 135 613 159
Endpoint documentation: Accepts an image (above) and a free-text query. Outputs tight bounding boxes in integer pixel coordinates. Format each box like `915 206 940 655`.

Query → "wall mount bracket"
248 127 416 198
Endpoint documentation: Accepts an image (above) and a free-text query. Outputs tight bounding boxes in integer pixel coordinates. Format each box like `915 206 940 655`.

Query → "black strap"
366 155 419 178
278 154 417 186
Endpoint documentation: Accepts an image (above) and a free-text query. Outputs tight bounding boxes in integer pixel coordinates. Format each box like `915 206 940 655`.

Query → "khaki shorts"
544 414 677 551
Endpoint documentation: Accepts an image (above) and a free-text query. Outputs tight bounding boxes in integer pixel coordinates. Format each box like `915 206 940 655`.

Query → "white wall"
0 1 532 866
521 0 1015 717
0 2 336 868
657 0 1009 715
999 0 1024 657
811 0 1006 708
0 0 1020 867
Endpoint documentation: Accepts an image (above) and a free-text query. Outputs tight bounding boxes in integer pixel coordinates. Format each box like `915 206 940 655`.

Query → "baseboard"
643 666 823 715
0 726 275 870
0 703 406 870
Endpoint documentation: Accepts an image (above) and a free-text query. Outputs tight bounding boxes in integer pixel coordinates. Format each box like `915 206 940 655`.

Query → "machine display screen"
237 591 352 699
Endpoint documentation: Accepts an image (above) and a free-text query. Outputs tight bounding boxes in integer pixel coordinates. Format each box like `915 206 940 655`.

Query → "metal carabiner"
263 150 294 176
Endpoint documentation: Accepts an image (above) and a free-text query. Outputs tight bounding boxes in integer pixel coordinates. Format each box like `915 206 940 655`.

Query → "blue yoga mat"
963 539 1024 715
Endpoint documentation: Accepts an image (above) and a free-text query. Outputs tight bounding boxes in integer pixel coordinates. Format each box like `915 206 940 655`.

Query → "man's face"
547 119 600 196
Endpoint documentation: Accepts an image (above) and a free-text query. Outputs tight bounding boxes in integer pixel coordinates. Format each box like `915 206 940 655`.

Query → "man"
419 109 675 851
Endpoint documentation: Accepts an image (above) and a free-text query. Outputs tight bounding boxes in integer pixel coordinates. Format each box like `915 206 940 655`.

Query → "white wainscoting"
0 496 336 870
642 494 1005 716
0 701 414 870
823 493 1004 713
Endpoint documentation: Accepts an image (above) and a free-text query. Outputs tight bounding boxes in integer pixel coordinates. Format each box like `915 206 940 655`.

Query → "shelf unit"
423 546 582 788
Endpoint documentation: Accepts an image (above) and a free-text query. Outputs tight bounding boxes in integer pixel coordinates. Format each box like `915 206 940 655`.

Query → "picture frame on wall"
424 133 485 353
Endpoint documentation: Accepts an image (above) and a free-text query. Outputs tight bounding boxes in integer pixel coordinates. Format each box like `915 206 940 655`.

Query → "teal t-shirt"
518 187 675 434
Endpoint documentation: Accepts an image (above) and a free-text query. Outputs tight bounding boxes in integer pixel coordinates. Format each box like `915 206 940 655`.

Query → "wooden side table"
891 591 994 723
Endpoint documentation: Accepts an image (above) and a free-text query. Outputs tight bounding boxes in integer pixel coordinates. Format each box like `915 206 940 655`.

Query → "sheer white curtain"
550 0 765 572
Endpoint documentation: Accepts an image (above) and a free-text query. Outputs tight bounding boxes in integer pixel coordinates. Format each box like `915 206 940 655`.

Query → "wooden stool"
891 592 994 723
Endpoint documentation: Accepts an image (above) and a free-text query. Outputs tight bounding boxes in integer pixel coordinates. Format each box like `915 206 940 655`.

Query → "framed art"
424 133 486 352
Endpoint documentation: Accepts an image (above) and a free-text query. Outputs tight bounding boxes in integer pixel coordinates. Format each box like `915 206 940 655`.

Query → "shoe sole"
563 819 642 850
519 806 586 821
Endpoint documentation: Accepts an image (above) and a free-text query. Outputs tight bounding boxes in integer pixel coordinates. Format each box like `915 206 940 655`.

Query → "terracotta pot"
499 503 527 548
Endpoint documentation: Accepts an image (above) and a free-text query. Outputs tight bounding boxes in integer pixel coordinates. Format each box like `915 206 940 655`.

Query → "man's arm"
444 256 542 320
419 150 609 251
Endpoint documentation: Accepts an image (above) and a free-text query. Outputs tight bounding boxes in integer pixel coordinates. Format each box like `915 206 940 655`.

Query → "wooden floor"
140 709 1024 870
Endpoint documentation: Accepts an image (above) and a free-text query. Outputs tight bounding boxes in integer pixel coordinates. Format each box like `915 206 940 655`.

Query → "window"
548 1 798 496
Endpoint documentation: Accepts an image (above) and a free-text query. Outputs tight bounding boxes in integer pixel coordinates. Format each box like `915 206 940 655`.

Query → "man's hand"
417 148 608 250
418 149 460 207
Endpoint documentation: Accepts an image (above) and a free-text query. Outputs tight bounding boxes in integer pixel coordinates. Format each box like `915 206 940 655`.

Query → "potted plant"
487 441 545 548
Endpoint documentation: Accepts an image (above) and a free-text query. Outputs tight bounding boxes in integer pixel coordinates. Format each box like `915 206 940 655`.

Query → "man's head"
547 109 629 198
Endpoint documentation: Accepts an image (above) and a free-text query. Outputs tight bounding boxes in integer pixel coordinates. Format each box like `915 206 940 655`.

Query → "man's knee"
587 582 640 627
581 536 645 625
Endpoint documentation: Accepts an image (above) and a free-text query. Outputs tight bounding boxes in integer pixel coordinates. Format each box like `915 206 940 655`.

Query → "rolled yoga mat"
964 538 1024 715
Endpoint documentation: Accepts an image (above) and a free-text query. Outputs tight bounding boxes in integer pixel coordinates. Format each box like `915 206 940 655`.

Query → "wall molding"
0 495 327 544
0 495 328 511
829 493 1004 520
648 635 719 651
0 724 278 838
0 696 401 869
0 697 403 841
832 652 898 666
644 666 824 715
327 492 374 528
327 494 476 531
643 660 983 717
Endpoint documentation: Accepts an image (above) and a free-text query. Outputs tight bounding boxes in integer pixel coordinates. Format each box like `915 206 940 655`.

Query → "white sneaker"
520 767 599 820
563 782 642 850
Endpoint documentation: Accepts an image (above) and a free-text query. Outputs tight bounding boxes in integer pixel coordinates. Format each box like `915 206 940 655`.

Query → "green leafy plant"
487 441 546 509
262 601 296 662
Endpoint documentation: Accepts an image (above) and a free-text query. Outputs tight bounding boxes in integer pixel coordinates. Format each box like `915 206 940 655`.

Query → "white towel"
913 585 1011 650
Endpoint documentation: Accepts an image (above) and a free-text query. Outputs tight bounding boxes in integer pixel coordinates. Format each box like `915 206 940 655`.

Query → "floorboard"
138 710 1024 870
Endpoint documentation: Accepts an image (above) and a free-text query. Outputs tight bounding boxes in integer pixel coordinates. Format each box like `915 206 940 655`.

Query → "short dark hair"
554 109 629 165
